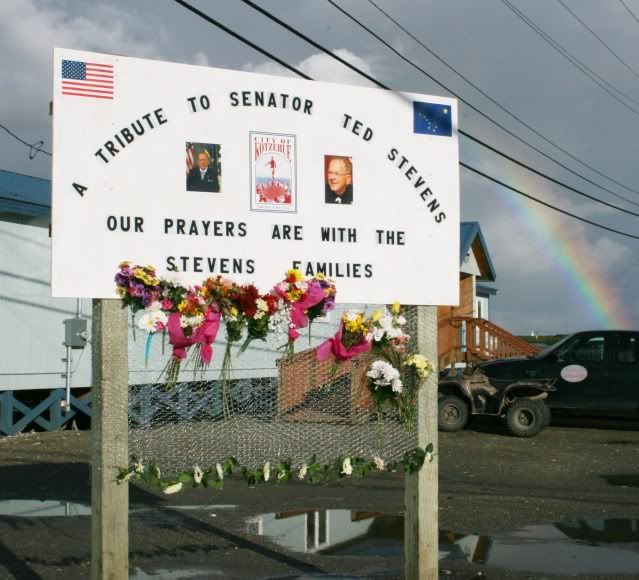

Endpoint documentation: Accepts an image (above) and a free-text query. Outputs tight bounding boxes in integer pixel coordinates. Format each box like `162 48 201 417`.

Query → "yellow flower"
314 272 325 280
287 268 303 282
118 261 131 268
177 300 188 313
372 309 383 322
230 307 238 317
391 301 401 314
116 286 126 297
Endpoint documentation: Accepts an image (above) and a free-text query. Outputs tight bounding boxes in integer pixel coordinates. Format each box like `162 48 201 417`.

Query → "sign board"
52 48 460 304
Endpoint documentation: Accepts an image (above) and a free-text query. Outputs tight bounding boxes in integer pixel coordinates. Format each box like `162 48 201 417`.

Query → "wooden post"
405 305 439 580
91 299 129 580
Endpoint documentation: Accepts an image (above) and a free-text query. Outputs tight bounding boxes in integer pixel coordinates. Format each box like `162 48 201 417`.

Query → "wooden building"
438 222 537 370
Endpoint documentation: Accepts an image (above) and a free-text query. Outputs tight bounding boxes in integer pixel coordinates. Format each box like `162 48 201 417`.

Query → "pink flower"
162 299 174 310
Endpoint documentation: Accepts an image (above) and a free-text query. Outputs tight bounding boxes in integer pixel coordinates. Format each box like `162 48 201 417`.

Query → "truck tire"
505 399 546 437
438 395 470 432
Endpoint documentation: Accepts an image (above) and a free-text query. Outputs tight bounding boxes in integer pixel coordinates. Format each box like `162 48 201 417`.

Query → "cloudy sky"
2 0 638 334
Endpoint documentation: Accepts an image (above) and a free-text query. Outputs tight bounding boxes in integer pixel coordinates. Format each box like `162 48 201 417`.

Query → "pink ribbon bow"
167 307 220 364
276 281 326 341
316 325 372 362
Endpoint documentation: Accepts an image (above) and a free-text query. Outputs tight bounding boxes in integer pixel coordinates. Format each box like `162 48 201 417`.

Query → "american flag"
186 143 195 175
61 60 114 99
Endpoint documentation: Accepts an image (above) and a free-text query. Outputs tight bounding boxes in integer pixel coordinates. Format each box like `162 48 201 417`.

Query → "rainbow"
486 167 632 331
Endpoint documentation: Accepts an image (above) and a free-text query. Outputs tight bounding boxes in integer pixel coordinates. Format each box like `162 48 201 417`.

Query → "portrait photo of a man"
324 155 353 205
186 142 221 192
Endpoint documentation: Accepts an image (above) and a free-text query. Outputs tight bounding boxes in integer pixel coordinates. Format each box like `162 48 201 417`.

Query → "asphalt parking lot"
1 416 638 579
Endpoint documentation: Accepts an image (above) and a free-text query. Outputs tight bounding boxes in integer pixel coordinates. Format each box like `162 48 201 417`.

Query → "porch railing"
438 316 539 369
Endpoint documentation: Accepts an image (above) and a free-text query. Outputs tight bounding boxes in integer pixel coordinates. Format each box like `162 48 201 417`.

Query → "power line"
460 161 639 240
364 0 639 198
172 0 639 240
0 122 51 158
172 0 311 80
500 0 639 112
238 0 639 218
619 0 639 25
557 0 639 82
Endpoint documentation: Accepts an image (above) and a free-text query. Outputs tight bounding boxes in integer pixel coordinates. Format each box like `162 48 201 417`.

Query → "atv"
438 366 556 437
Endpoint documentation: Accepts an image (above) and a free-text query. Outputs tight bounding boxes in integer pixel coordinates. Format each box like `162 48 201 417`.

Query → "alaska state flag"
413 101 452 137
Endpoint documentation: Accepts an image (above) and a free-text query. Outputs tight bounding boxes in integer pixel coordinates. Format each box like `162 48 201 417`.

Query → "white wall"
0 218 92 390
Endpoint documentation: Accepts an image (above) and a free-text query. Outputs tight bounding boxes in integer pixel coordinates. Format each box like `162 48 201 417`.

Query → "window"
616 335 638 365
557 335 606 363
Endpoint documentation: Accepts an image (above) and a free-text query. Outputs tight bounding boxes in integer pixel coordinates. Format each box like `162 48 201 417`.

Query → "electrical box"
64 318 88 349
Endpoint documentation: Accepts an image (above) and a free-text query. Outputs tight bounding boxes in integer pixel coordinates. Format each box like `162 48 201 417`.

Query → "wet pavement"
0 420 639 579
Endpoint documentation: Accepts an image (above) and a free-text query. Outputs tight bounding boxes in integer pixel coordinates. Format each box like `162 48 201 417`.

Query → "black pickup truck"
439 330 639 436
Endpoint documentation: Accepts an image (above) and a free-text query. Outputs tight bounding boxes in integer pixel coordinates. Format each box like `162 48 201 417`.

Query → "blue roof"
460 221 496 282
0 169 51 218
476 283 498 296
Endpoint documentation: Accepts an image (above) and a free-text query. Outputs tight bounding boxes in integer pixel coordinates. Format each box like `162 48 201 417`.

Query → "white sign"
51 48 460 304
560 365 588 383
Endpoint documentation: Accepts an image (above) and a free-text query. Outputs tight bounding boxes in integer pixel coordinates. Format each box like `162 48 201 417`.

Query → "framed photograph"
324 155 353 205
250 132 297 212
186 142 221 193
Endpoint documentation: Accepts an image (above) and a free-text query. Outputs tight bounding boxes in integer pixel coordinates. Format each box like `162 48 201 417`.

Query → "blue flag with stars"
413 101 452 137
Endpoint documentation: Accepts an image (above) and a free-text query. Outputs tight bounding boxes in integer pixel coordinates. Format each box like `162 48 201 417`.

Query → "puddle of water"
0 500 238 518
130 567 222 579
248 510 639 575
0 499 91 517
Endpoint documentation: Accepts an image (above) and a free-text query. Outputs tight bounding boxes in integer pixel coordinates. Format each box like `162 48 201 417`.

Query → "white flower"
341 457 353 476
148 301 163 311
180 313 204 329
372 327 386 342
268 303 291 336
154 466 161 479
161 273 182 287
367 360 401 388
215 463 224 481
193 465 203 484
298 463 308 480
137 309 168 333
120 471 135 482
263 462 271 482
163 482 183 495
256 298 268 312
396 315 407 326
254 310 265 320
425 451 434 463
134 460 145 474
373 456 385 471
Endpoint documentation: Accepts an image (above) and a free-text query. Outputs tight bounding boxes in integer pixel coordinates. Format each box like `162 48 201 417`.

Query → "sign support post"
91 299 129 580
405 305 439 580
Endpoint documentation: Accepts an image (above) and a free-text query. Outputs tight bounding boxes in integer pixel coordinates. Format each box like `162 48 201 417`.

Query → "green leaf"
178 473 194 483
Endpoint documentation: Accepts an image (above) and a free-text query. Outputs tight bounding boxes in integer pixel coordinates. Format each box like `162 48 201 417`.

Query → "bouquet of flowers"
164 285 220 387
115 262 162 312
273 269 325 355
304 274 337 344
365 302 434 431
239 289 281 353
203 276 247 416
316 309 373 362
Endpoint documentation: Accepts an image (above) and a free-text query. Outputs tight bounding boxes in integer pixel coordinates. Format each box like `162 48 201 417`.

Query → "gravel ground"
0 415 638 579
